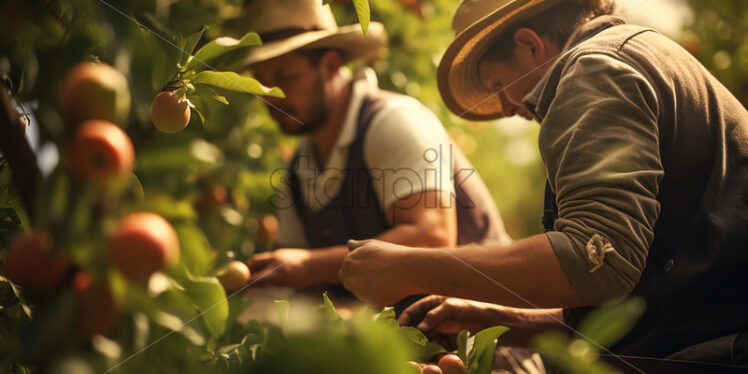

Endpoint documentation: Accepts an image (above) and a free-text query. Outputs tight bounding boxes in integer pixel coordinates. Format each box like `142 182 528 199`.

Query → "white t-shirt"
275 68 454 248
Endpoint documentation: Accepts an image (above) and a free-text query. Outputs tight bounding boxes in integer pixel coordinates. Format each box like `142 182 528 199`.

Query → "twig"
0 88 40 220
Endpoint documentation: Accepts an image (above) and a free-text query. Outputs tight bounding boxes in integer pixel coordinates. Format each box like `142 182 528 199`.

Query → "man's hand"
246 248 314 288
401 295 567 349
340 239 421 307
399 295 504 339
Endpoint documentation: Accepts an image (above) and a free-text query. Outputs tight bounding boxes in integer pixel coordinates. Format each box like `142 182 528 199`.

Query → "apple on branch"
150 91 191 134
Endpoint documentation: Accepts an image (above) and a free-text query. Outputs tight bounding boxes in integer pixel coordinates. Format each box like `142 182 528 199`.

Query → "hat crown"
452 0 514 35
246 0 339 36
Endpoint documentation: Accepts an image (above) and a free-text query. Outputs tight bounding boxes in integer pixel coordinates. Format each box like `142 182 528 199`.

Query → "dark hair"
481 0 617 63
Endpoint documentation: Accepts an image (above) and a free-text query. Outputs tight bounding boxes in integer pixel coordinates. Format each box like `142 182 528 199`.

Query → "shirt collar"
336 67 379 148
522 16 626 119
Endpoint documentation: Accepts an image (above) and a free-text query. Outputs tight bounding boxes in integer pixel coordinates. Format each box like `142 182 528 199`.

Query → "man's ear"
319 50 343 80
513 28 548 63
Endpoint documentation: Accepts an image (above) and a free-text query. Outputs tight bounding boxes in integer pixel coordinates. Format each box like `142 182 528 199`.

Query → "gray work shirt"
525 16 748 358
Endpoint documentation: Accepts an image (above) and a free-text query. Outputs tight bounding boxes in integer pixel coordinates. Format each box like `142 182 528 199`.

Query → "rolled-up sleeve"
538 53 662 304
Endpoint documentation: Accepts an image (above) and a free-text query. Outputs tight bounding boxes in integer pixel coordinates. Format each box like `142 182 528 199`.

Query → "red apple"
60 62 131 125
438 354 466 374
4 230 69 294
109 212 180 282
68 120 135 182
150 91 191 134
257 214 279 242
72 271 118 341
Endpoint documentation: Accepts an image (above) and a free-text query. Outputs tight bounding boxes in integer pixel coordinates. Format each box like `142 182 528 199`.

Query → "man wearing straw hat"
341 0 748 370
241 0 510 307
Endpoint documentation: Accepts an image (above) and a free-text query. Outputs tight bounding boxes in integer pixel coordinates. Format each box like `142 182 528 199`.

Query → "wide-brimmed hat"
241 0 387 67
438 0 562 121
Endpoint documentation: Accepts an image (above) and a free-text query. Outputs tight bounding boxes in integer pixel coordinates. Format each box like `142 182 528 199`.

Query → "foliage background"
2 0 745 241
0 0 745 372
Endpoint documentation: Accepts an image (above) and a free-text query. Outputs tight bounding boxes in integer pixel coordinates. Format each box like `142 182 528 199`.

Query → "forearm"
489 307 565 348
409 234 588 308
376 222 454 248
311 223 454 285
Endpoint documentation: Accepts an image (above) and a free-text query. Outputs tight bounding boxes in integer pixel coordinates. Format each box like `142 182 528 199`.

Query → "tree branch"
0 88 40 220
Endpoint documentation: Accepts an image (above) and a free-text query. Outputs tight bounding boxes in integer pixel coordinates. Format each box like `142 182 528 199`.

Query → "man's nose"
498 93 517 117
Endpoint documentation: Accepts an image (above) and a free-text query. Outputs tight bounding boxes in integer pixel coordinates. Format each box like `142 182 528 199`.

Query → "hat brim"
437 0 562 121
241 22 387 67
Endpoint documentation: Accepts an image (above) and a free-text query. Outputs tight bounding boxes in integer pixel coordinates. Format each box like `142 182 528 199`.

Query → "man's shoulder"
366 88 422 111
528 24 670 113
365 92 445 140
560 23 688 73
571 24 655 54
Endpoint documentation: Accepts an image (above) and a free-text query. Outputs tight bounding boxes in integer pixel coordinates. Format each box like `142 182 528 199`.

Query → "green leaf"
0 159 30 238
0 208 21 251
374 306 396 320
320 292 341 322
532 331 618 374
374 306 397 328
178 26 208 67
0 278 30 319
183 26 207 55
189 84 229 106
32 166 70 228
133 195 197 221
399 326 429 346
137 13 183 84
275 300 289 337
456 330 472 364
373 306 442 357
227 293 254 331
191 71 284 98
190 100 207 125
135 137 222 173
184 32 262 72
180 273 229 338
577 297 645 350
415 341 447 362
154 279 210 343
174 224 212 276
469 326 509 374
352 0 371 35
151 310 206 346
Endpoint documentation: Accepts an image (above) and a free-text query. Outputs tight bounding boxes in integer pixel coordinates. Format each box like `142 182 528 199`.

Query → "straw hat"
438 0 563 121
241 0 387 66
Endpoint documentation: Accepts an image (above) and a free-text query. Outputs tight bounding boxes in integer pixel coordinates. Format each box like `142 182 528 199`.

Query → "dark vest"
536 17 748 366
288 89 506 248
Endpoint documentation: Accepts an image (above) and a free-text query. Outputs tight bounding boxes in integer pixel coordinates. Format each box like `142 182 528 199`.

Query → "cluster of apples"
61 61 192 187
4 211 180 340
60 61 182 281
62 62 135 184
3 62 185 340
